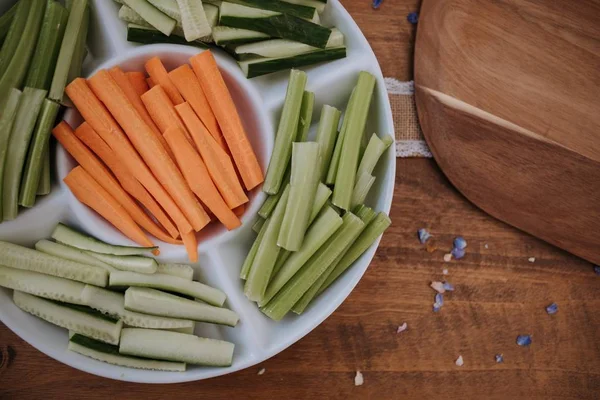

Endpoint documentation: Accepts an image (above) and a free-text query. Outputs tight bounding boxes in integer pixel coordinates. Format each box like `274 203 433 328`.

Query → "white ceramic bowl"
0 0 395 383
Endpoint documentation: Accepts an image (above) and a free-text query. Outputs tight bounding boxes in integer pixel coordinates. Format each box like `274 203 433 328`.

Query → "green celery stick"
0 0 31 79
332 72 376 210
66 4 89 87
49 0 88 103
37 149 51 195
325 87 355 185
315 105 340 181
292 205 376 314
0 88 22 221
262 212 365 320
277 142 320 251
2 87 47 220
259 205 342 306
351 172 375 208
19 99 60 207
252 217 265 233
296 91 314 142
0 2 18 42
25 1 68 90
271 249 291 278
244 185 290 301
240 220 267 280
263 69 307 194
319 212 391 294
0 0 45 109
357 133 393 179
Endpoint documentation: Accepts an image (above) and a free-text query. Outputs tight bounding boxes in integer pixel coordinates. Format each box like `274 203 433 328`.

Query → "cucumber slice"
213 26 270 46
82 285 196 330
125 287 239 326
35 240 117 273
86 252 158 274
14 291 123 345
52 223 158 256
122 0 176 36
109 272 226 306
147 0 181 21
126 23 208 47
219 2 331 48
176 0 212 41
0 266 86 305
282 0 325 14
239 47 346 78
224 0 318 20
157 263 194 280
0 241 108 287
119 328 235 366
204 3 219 27
69 334 186 371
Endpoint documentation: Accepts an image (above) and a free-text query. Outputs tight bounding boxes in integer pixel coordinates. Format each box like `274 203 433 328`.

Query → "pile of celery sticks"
243 69 393 320
0 0 89 220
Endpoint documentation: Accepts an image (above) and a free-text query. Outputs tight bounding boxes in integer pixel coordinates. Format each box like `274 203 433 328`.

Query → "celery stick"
123 0 176 36
296 91 314 142
240 220 267 280
0 88 22 221
357 133 393 179
331 72 376 210
252 217 265 233
292 205 376 314
351 172 375 208
49 0 88 103
19 99 60 207
0 3 18 42
66 4 90 87
0 0 31 79
244 185 290 301
262 212 365 320
2 87 46 220
315 105 340 181
37 150 51 195
25 1 68 90
263 69 307 195
277 142 320 251
319 212 391 294
271 249 291 277
259 205 342 306
325 87 355 185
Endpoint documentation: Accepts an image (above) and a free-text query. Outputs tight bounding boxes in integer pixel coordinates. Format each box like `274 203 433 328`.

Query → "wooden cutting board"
414 0 600 264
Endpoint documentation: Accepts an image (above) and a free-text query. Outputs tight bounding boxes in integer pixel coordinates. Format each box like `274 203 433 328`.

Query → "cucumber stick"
262 212 365 320
224 0 318 20
315 105 341 180
0 265 86 305
0 240 108 286
148 0 181 20
213 26 270 46
259 205 342 306
52 223 158 255
240 219 267 280
119 328 235 366
109 272 227 306
157 263 194 280
125 287 239 326
81 285 196 330
239 47 346 78
14 291 123 345
127 23 208 47
35 240 117 273
24 1 68 90
2 87 47 220
0 2 18 42
282 0 326 13
0 89 21 221
86 252 158 274
122 0 176 36
69 334 186 371
219 2 331 48
19 99 61 207
176 0 212 41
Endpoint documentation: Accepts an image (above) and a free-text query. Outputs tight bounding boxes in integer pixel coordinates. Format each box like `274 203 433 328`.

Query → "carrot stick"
127 71 149 96
233 203 246 217
181 230 198 263
74 122 182 243
65 78 193 235
175 102 248 209
164 125 241 231
53 121 178 245
87 70 210 232
144 57 184 105
168 64 226 150
141 85 193 143
190 51 264 191
147 77 155 88
64 166 156 248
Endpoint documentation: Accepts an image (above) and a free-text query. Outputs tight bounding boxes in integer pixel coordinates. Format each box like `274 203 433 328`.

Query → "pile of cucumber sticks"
117 0 347 77
0 0 89 221
243 69 392 320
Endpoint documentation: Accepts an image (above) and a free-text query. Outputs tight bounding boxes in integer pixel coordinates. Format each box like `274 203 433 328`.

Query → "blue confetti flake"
433 293 444 312
407 11 419 24
451 247 465 260
516 335 532 347
372 0 383 9
453 237 467 250
594 266 600 275
546 303 558 315
418 228 432 244
442 281 455 291
495 354 504 363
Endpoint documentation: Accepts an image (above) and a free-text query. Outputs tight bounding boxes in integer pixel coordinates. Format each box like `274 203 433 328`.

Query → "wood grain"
1 1 599 399
415 0 600 264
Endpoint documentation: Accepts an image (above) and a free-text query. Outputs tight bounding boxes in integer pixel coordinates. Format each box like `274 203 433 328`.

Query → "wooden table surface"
1 1 599 399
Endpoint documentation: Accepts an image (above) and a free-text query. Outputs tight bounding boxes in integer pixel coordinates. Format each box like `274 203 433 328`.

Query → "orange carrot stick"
127 71 148 96
145 57 184 105
147 77 155 88
168 64 226 150
64 166 156 248
53 121 177 245
87 70 210 232
190 51 263 191
164 126 241 230
65 78 193 235
175 102 248 209
181 230 198 263
141 85 193 143
233 203 246 217
74 122 182 243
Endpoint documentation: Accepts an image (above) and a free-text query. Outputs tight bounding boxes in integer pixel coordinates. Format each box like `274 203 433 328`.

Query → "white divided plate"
0 0 395 383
